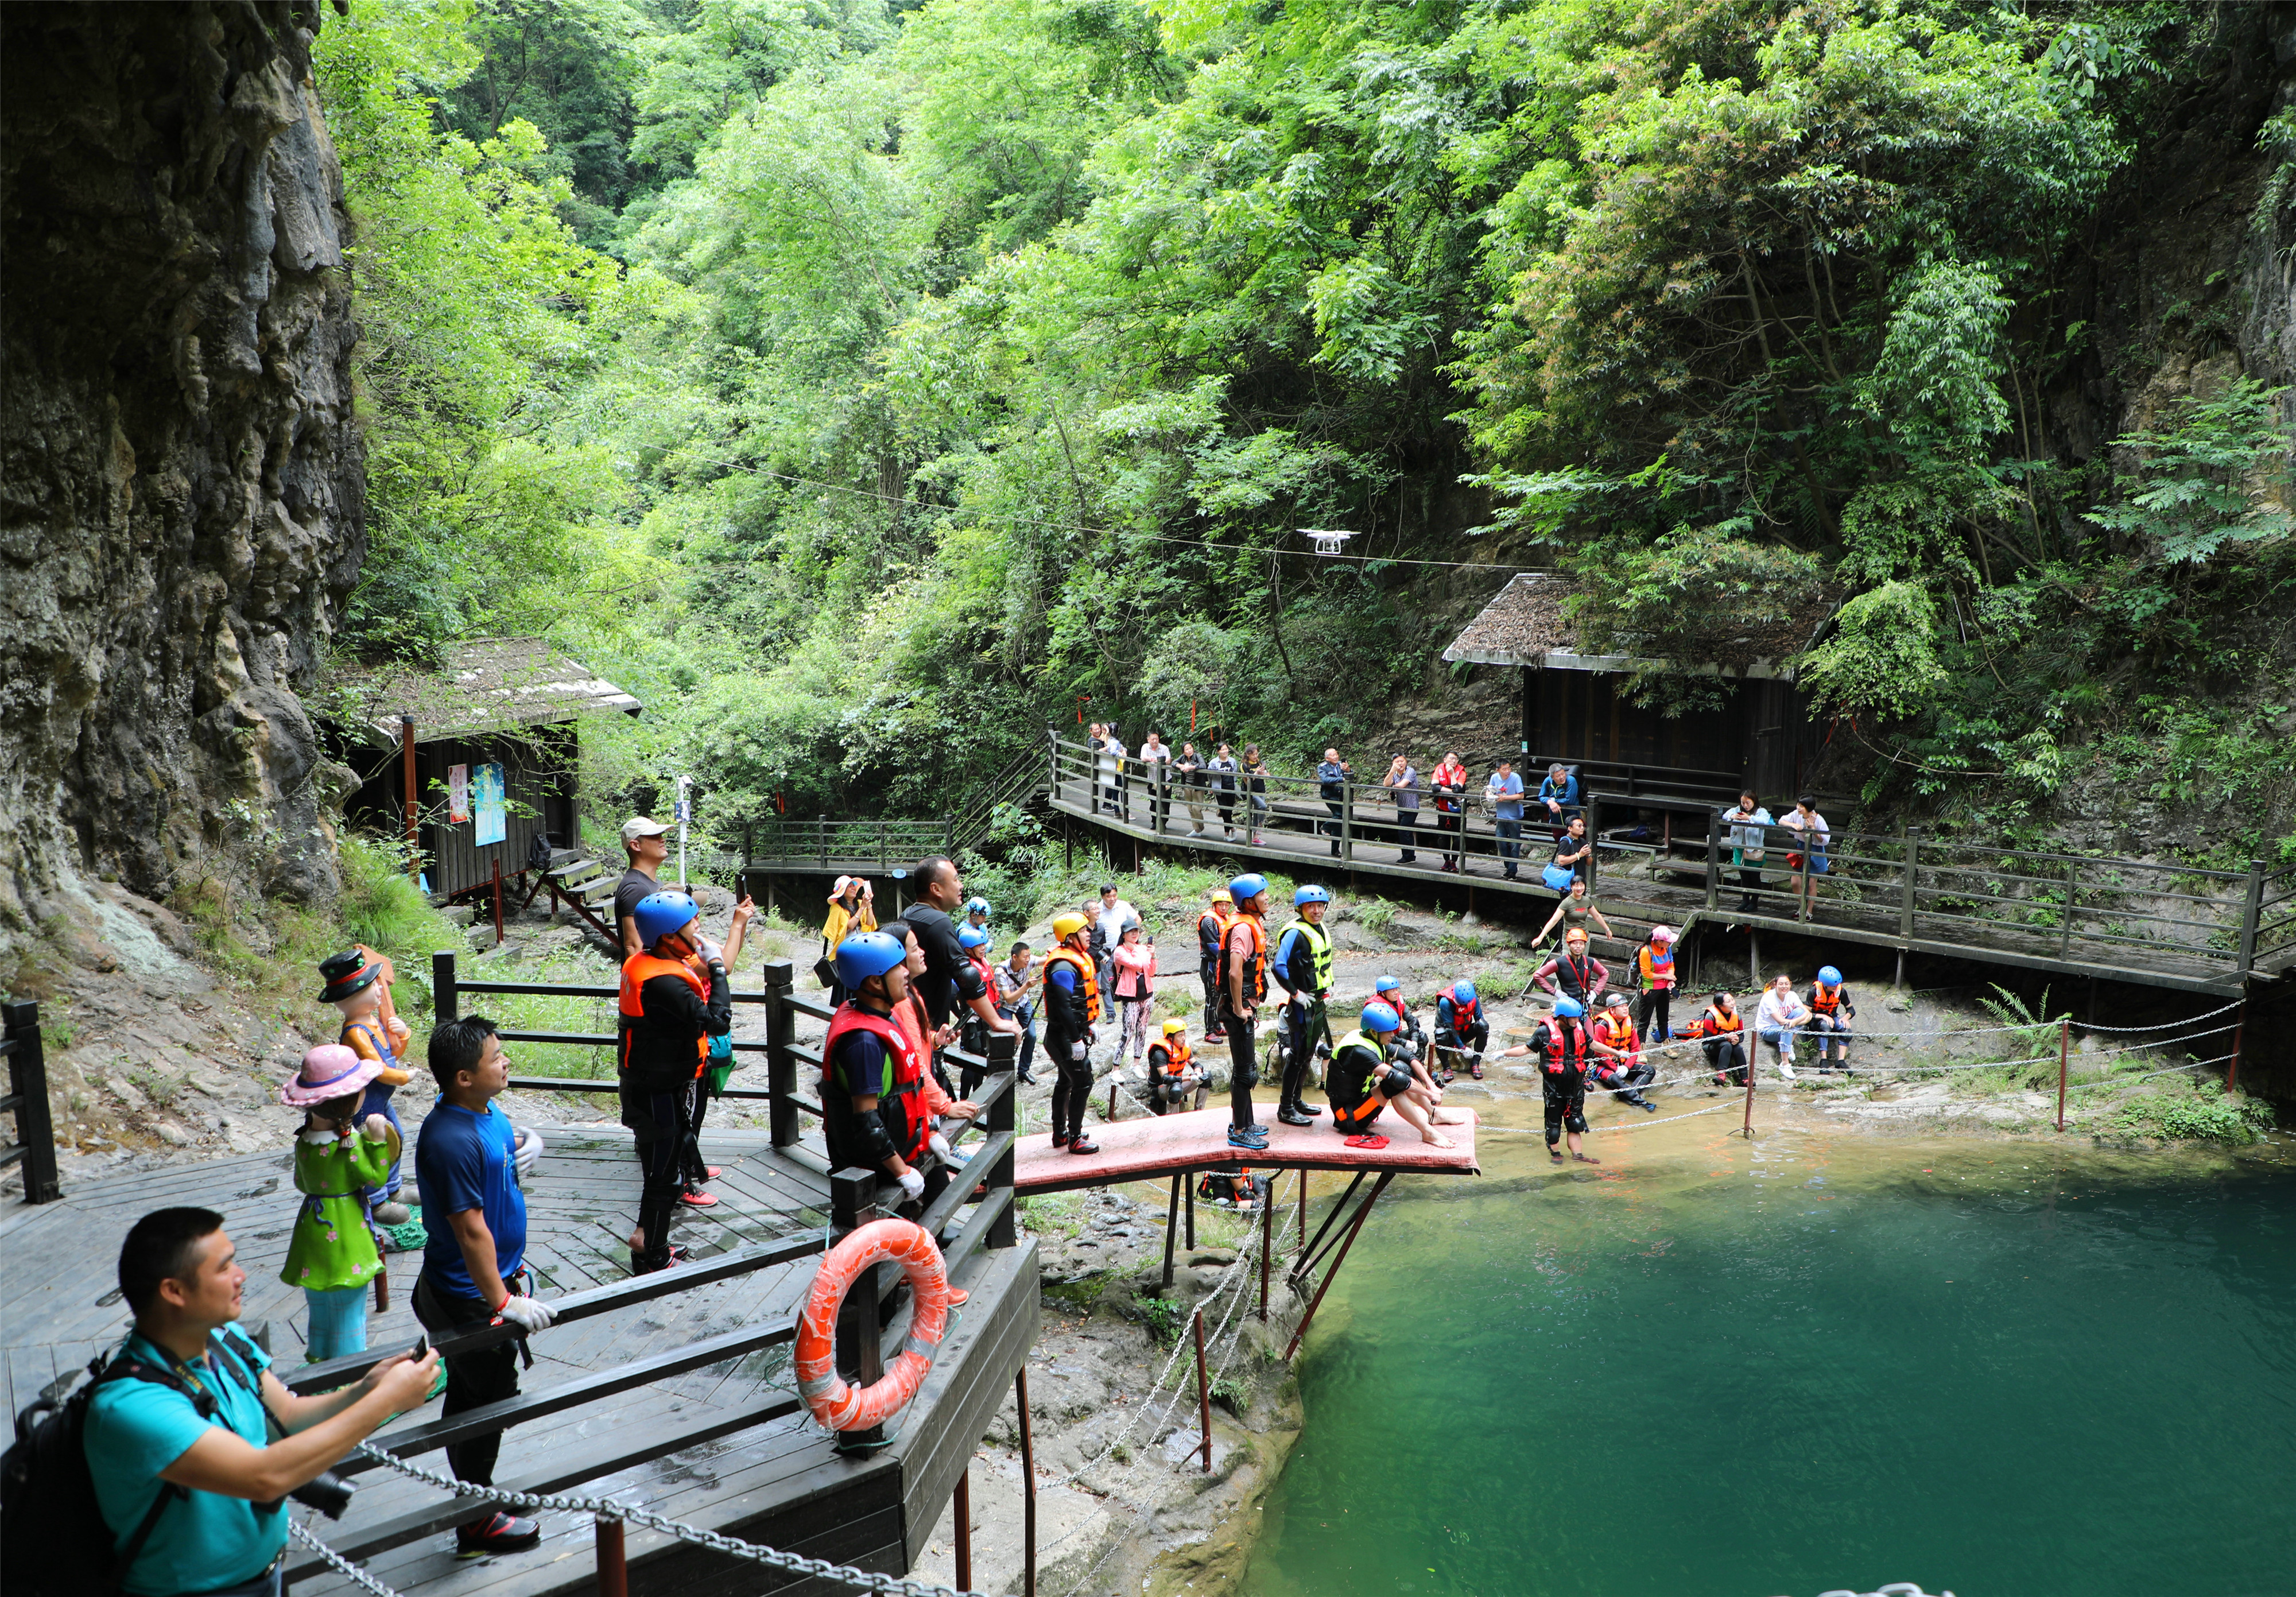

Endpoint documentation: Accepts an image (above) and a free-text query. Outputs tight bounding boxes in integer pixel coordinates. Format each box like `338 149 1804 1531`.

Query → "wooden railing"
2 1001 61 1205
741 742 1051 873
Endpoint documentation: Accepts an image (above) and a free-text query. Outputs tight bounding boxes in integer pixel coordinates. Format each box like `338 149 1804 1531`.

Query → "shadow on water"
1242 1127 2296 1597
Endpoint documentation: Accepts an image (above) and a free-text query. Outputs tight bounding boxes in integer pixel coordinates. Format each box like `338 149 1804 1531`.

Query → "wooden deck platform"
1013 1107 1480 1196
0 1121 1037 1597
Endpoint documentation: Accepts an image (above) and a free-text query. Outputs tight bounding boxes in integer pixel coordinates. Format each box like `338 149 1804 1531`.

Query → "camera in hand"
291 1468 356 1519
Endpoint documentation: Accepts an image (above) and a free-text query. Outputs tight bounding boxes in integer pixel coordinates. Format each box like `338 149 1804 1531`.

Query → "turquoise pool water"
1242 1131 2296 1597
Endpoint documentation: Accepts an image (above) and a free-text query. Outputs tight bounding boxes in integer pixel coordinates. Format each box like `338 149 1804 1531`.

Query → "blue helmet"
957 924 991 951
834 931 907 989
1374 974 1402 996
1294 884 1330 907
964 896 991 918
1361 1002 1402 1034
1450 980 1477 1007
1230 873 1268 904
1817 966 1843 986
1553 996 1585 1020
632 891 699 948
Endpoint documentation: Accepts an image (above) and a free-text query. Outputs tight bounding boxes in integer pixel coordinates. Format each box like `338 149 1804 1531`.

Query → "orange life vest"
821 1003 928 1161
1593 1013 1640 1057
1150 1038 1193 1079
618 952 708 1077
1810 982 1847 1017
1700 1003 1743 1037
1042 945 1102 1025
1220 914 1268 1009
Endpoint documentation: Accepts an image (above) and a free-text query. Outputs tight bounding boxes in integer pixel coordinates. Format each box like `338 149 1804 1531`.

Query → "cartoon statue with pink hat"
277 1044 400 1360
318 947 414 1226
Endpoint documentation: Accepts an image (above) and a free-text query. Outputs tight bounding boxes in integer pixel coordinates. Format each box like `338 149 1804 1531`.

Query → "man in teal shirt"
84 1207 437 1595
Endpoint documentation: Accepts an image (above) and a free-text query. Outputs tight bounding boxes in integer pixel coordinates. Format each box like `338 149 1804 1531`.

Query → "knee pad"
1565 1109 1588 1135
1378 1065 1412 1099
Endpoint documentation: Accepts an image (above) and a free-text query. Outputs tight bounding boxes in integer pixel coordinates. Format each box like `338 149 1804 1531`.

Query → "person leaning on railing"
79 1208 441 1597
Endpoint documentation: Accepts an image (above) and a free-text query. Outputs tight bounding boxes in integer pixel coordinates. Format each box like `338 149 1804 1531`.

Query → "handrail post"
2056 1017 2069 1132
763 958 800 1148
1586 795 1600 891
829 1168 885 1452
1900 828 1921 944
433 950 459 1024
2238 858 2265 974
595 1515 627 1597
1704 811 1721 912
3 1002 61 1204
987 1030 1017 1249
1340 780 1353 864
2060 859 2077 958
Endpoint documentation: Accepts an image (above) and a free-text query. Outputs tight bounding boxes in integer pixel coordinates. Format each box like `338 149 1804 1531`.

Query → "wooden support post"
2066 1018 2085 1129
491 855 505 948
1901 827 1921 943
1298 1169 1308 1253
955 1467 972 1591
829 1168 885 1452
2 1002 62 1204
2060 859 2077 958
400 714 419 881
1586 795 1600 891
1016 1367 1038 1597
2229 995 2247 1094
763 958 800 1148
1742 1050 1757 1138
1107 1073 1119 1123
2238 859 2266 975
1748 928 1760 991
1193 1308 1212 1472
594 1515 627 1597
1704 811 1721 913
1184 1166 1196 1249
1340 781 1352 864
432 951 458 1024
1285 1173 1391 1359
987 1030 1017 1249
1162 1173 1182 1289
1259 1184 1273 1321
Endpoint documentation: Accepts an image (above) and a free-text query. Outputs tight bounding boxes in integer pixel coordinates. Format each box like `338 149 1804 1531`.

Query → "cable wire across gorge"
329 1444 990 1597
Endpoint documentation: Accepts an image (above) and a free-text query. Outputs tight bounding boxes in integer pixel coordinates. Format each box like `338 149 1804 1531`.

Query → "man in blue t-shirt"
413 1015 553 1559
84 1207 437 1596
1486 760 1526 879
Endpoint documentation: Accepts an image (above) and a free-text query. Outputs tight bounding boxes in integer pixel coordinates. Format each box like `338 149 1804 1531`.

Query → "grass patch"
2111 1083 2275 1143
1018 1188 1088 1241
1348 896 1401 936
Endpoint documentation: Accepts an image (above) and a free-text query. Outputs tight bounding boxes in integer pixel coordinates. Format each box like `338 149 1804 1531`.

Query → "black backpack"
1 1329 265 1597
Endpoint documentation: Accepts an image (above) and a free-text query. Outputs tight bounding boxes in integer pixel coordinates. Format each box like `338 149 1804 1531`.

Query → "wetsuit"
1589 1011 1657 1107
1042 945 1100 1144
1533 1017 1593 1148
1433 985 1488 1073
1146 1039 1202 1114
1219 914 1270 1129
1531 949 1609 1006
1272 917 1332 1112
1807 980 1855 1067
618 948 730 1269
1197 906 1232 1040
1325 1029 1411 1134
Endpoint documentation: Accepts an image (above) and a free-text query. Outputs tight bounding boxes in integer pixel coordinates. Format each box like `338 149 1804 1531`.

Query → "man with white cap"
615 816 674 959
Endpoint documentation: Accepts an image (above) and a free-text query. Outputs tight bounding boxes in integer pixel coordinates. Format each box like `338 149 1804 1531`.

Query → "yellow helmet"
1162 1018 1189 1036
1051 911 1091 942
1208 885 1232 902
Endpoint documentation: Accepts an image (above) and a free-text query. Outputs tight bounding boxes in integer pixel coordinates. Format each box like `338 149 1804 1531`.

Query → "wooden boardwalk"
1 1119 1037 1596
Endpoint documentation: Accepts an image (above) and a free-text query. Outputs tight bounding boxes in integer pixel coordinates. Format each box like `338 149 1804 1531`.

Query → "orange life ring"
794 1218 951 1432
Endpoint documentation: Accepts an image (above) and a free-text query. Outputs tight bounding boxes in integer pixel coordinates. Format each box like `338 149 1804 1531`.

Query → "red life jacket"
618 952 708 1079
822 1002 928 1161
1541 1020 1591 1073
1440 983 1480 1027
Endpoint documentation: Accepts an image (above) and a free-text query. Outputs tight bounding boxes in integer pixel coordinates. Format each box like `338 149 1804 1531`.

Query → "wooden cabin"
1442 572 1836 805
332 638 642 898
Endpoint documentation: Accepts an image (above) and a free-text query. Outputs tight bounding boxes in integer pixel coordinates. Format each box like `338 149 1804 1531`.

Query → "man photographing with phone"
77 1207 441 1597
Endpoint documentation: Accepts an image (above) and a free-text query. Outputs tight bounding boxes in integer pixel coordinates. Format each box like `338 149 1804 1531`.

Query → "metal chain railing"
290 1520 402 1597
346 1443 986 1597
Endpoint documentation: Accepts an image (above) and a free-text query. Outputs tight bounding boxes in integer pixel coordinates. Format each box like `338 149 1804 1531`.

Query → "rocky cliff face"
1 1 363 948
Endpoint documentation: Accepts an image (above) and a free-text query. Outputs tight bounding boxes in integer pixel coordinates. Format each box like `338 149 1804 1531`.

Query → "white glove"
696 937 725 966
895 1167 926 1202
360 1113 390 1141
495 1293 555 1332
1071 1040 1088 1061
928 1130 953 1160
514 1126 543 1180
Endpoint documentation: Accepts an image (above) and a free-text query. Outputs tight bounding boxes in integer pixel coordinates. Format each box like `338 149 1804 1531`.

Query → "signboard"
472 762 507 847
447 764 470 824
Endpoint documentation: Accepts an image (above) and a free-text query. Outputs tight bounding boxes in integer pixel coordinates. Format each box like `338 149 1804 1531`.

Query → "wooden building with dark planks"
331 638 642 898
1442 573 1837 804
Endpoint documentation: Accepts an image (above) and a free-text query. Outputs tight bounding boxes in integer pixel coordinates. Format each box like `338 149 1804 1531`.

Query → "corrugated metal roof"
329 637 643 749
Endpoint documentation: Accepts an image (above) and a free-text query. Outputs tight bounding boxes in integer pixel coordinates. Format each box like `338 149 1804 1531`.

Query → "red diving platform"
1012 1105 1481 1196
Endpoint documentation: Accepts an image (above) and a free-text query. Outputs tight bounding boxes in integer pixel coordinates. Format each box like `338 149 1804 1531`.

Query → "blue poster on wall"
472 762 507 847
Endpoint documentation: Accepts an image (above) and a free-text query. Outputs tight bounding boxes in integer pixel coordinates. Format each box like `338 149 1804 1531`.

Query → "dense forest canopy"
312 0 2296 860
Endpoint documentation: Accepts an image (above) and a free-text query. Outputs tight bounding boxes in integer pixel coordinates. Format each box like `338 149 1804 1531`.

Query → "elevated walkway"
1013 1105 1479 1197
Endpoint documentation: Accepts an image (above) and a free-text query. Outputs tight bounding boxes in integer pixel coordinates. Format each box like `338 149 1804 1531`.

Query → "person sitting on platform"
1537 762 1580 838
1497 996 1597 1165
1534 877 1612 950
1678 990 1750 1086
1146 1018 1206 1114
1807 966 1855 1072
1542 813 1593 891
821 934 972 1296
1529 927 1609 1008
1756 972 1816 1079
1588 991 1659 1111
1433 979 1488 1081
1325 1002 1464 1148
1043 912 1104 1156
